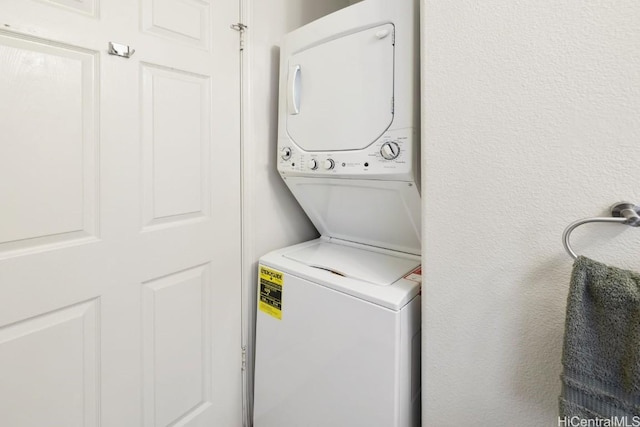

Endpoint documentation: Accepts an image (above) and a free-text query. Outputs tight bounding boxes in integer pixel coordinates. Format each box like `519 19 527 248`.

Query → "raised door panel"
142 265 212 427
37 0 98 16
286 24 394 152
141 63 211 230
0 300 99 427
142 0 211 49
0 32 98 258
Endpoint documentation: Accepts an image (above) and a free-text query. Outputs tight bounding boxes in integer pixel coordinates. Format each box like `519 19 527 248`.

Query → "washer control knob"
380 141 400 160
281 147 292 161
323 159 335 170
307 159 318 170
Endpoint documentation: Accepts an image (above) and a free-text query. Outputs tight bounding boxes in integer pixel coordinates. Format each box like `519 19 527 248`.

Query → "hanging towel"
560 256 640 419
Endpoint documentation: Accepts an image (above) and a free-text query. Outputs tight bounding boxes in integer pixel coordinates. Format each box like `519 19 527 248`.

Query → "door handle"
108 42 135 58
288 65 301 115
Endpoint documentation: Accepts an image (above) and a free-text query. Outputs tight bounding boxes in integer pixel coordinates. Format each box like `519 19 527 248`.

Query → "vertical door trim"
239 0 254 425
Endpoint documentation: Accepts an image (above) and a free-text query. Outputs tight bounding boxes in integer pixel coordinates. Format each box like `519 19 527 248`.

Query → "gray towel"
560 256 640 418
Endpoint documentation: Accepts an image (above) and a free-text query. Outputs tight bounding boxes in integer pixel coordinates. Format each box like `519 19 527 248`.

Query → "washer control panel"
281 147 292 160
278 128 416 180
380 141 400 160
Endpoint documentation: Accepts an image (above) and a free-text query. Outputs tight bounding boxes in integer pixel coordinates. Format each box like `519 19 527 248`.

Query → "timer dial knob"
323 159 335 170
307 159 318 170
380 141 400 160
281 147 292 160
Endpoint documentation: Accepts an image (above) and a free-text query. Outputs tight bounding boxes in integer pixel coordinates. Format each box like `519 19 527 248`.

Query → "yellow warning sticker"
259 266 283 320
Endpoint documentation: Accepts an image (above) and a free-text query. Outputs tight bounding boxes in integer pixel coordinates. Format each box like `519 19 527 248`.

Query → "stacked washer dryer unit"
253 0 420 426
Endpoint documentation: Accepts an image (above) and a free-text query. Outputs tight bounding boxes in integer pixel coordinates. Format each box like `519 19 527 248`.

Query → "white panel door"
0 0 242 426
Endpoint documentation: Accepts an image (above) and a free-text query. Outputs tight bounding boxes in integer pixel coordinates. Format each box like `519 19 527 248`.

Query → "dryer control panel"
278 128 416 181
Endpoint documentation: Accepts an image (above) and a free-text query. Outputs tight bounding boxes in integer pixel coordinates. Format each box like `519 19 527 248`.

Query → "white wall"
422 0 640 425
244 0 351 421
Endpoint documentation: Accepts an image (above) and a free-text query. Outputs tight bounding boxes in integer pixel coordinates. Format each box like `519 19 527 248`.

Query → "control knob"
380 141 400 160
307 159 318 170
323 159 335 170
281 147 292 160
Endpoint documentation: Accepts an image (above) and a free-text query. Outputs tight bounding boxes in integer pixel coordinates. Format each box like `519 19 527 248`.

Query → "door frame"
240 0 255 425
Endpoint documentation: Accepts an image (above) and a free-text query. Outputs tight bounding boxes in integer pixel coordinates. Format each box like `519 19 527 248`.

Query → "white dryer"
254 0 421 425
275 0 421 255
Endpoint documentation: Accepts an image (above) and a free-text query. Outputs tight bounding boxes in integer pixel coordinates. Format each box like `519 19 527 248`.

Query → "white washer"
253 238 421 427
254 0 421 425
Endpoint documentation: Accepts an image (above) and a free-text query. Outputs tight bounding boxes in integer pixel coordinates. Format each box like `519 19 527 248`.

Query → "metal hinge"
230 23 248 32
230 23 248 51
241 345 247 371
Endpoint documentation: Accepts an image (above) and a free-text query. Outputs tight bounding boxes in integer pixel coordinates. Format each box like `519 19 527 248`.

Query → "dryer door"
285 24 394 152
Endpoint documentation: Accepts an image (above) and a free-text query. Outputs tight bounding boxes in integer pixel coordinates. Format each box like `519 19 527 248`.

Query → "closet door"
0 0 241 426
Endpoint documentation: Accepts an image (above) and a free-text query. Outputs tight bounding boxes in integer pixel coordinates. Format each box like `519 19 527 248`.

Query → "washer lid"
283 239 418 287
284 177 421 255
261 239 420 310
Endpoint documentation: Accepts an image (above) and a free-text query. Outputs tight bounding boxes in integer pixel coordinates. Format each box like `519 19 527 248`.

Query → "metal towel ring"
562 202 640 259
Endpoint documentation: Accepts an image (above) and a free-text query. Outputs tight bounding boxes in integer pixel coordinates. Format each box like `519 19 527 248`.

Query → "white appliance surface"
254 1 421 426
278 0 419 162
266 238 420 310
284 177 421 254
276 0 421 253
284 238 418 286
253 240 421 427
286 23 395 152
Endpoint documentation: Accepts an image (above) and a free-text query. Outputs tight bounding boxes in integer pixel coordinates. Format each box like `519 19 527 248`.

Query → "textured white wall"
422 0 640 425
